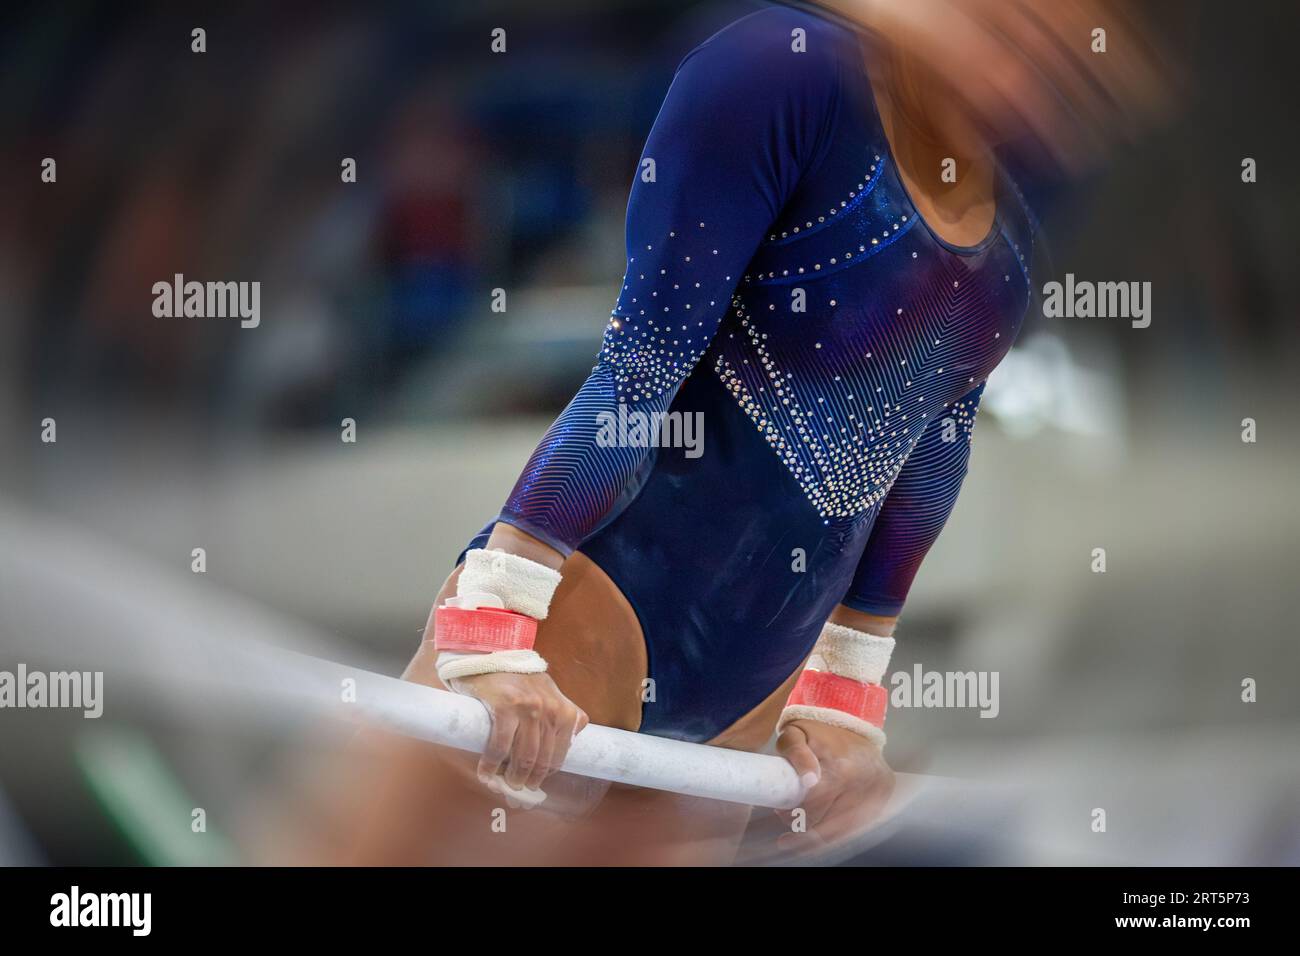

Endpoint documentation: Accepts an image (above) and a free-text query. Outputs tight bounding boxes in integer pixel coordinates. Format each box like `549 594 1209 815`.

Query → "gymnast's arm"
488 28 838 558
841 382 985 618
436 17 843 793
774 384 985 842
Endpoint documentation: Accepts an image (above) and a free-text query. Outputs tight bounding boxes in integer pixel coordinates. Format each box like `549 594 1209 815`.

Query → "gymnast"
332 0 1169 865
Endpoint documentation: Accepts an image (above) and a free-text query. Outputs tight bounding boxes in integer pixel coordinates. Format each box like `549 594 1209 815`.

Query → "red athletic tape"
787 669 887 727
433 605 538 653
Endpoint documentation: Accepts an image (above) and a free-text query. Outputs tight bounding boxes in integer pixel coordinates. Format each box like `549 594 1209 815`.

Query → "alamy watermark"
1042 273 1151 329
0 664 103 718
595 406 704 458
152 273 260 328
890 664 999 718
50 886 150 936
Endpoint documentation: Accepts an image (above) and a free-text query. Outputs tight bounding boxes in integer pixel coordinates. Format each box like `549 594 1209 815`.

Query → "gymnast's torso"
462 8 1033 742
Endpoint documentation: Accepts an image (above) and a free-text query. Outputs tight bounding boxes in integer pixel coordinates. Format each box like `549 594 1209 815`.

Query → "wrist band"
809 622 895 684
778 701 887 750
433 603 538 654
430 546 560 684
428 595 546 686
430 591 549 683
458 548 562 620
778 669 888 750
437 648 548 683
777 621 895 749
787 669 888 727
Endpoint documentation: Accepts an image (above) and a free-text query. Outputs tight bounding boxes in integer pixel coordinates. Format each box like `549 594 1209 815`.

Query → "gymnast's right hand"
423 526 579 801
451 671 589 796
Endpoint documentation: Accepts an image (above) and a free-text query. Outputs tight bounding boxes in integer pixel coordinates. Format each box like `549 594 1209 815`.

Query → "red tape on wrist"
788 669 888 728
433 605 538 653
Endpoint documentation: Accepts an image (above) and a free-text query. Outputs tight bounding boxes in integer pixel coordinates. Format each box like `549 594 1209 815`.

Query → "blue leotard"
461 7 1033 742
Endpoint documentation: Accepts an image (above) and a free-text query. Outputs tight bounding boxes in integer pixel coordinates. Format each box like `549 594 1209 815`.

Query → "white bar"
0 503 805 809
279 652 807 809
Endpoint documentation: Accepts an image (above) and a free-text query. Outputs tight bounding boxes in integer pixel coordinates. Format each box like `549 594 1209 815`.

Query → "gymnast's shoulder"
671 4 861 103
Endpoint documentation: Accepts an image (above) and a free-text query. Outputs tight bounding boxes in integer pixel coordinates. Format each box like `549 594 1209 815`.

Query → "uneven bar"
285 653 807 810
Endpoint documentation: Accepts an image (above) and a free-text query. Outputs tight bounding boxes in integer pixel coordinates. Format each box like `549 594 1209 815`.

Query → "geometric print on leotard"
714 258 1002 523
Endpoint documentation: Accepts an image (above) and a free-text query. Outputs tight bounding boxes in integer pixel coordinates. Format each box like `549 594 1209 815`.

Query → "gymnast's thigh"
348 551 796 864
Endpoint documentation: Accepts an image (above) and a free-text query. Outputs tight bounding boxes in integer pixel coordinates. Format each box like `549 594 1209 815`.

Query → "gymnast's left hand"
774 719 894 852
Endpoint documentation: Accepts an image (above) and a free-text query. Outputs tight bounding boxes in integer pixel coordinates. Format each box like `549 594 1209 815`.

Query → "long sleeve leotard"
463 7 1033 741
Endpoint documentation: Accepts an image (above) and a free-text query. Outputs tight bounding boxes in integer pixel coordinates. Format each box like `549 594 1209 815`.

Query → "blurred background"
1 0 1298 866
